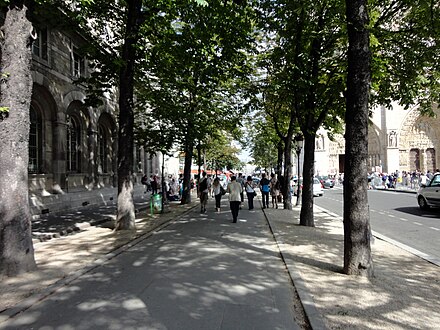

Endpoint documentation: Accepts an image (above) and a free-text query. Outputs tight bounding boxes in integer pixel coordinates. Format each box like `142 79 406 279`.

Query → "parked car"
417 173 440 209
317 175 335 188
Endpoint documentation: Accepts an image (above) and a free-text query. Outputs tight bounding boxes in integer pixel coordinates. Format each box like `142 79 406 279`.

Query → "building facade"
0 12 166 215
314 103 440 176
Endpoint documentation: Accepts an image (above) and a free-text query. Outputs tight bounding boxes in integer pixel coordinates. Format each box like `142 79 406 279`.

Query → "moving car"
293 178 324 197
317 175 335 188
417 173 440 209
313 177 324 197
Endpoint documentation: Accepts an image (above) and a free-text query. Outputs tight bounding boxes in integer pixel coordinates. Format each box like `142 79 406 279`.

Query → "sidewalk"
264 205 440 329
1 193 439 329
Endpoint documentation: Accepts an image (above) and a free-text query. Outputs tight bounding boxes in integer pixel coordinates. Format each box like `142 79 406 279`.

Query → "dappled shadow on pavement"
266 206 440 329
1 199 306 330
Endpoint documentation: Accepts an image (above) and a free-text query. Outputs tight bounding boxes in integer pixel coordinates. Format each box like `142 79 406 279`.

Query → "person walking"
199 171 209 213
212 177 223 212
270 173 280 209
227 175 242 223
151 175 158 195
237 173 245 206
141 174 148 193
244 176 256 210
259 173 270 209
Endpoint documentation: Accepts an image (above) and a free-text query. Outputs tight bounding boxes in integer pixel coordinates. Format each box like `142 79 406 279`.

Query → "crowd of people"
196 171 285 223
142 168 440 223
369 170 440 190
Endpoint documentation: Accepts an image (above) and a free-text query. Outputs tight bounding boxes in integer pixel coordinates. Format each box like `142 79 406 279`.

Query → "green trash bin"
150 193 162 215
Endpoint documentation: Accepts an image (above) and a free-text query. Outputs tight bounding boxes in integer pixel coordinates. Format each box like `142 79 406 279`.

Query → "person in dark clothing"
151 175 158 195
259 173 270 209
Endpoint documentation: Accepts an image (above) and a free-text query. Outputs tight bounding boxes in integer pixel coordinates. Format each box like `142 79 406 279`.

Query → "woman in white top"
212 177 223 212
244 176 256 210
227 176 242 223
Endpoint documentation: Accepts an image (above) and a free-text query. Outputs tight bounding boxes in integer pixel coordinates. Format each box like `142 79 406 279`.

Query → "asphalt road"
314 186 440 264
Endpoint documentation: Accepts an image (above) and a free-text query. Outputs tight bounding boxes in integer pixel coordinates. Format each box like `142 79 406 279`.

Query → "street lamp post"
294 135 304 207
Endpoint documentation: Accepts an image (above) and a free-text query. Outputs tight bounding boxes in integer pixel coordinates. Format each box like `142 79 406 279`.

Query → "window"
29 106 42 173
67 115 80 172
72 50 85 78
98 125 107 173
32 28 48 61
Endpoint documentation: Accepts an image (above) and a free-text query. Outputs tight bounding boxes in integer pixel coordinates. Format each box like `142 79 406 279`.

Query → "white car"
417 173 440 209
313 177 324 197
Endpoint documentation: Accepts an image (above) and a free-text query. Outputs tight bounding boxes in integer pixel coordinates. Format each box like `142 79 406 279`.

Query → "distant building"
314 103 440 176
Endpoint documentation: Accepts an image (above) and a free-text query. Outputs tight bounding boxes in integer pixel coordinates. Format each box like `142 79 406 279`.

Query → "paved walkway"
1 190 439 329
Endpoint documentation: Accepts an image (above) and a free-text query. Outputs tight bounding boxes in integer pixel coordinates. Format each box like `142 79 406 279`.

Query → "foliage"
202 132 243 171
369 0 440 114
135 0 256 156
244 109 279 170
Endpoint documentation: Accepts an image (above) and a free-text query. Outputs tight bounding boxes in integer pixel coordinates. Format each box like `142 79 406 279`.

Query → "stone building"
314 103 440 176
0 11 166 215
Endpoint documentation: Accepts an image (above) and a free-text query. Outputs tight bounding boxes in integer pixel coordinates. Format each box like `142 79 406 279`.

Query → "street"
314 186 440 264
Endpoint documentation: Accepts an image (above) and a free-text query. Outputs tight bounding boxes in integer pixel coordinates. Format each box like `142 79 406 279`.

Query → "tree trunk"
0 3 37 276
276 141 283 177
282 136 293 210
299 132 316 227
180 137 194 205
115 0 142 231
343 0 374 277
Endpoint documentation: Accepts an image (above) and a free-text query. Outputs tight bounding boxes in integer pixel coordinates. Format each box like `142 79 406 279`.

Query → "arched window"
29 106 42 173
67 115 80 172
98 125 107 173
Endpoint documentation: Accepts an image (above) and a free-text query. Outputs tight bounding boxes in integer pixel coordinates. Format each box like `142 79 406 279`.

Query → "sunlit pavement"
2 192 439 329
1 195 303 330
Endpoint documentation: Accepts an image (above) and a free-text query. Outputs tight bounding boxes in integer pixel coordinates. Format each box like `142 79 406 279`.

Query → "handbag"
253 190 257 197
220 185 226 195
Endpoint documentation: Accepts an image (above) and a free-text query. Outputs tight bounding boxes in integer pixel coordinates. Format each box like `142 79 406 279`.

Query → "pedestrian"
141 174 148 193
227 175 242 223
212 177 224 212
270 173 280 209
244 176 256 210
420 172 428 186
237 173 245 206
278 174 285 203
199 171 209 213
207 175 213 197
151 175 158 195
259 173 270 209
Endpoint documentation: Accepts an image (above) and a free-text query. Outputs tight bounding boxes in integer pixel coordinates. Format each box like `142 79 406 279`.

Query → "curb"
261 200 327 330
